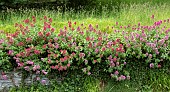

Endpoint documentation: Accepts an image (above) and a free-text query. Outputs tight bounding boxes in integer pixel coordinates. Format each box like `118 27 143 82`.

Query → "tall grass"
0 3 170 33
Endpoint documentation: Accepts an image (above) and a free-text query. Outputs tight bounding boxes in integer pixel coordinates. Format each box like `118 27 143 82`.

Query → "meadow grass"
1 2 170 92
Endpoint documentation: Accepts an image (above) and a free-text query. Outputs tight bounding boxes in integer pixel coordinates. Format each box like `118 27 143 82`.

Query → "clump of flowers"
0 15 170 83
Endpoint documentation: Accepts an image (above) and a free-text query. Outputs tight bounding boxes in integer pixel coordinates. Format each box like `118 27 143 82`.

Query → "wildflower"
79 53 85 58
84 59 88 64
93 60 97 63
86 36 90 41
34 50 41 55
49 18 52 23
24 66 30 71
120 75 126 80
17 42 24 46
2 75 8 80
88 72 91 75
26 37 32 42
24 19 30 24
150 63 154 68
36 71 40 74
46 32 51 37
116 22 118 25
26 61 34 65
51 28 55 32
101 47 106 51
114 71 119 75
113 58 117 62
127 76 130 80
8 50 13 55
67 63 70 67
158 64 161 68
41 79 46 85
148 54 152 58
151 14 154 19
42 70 48 75
82 68 87 73
44 16 47 20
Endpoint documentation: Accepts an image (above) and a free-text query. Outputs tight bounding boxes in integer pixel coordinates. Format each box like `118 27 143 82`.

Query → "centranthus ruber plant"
1 15 170 83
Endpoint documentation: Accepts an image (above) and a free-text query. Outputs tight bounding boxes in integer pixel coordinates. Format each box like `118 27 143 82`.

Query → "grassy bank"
0 2 170 92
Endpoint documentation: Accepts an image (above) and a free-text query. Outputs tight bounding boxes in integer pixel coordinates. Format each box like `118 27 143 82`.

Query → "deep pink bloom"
42 70 48 75
34 50 41 55
79 53 85 58
158 64 161 68
114 71 119 75
101 47 106 51
120 75 126 80
149 54 152 58
67 63 71 67
26 60 34 65
8 50 13 55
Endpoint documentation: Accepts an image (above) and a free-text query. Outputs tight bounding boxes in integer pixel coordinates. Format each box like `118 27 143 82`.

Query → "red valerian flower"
46 32 51 37
86 36 90 41
34 50 41 55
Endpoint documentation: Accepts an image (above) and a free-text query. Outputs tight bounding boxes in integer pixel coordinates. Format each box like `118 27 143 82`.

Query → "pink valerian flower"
113 58 117 62
46 32 51 37
24 66 30 71
38 32 43 37
151 14 154 19
41 79 46 85
33 65 40 71
67 63 71 67
107 41 112 48
116 22 118 25
58 66 63 71
114 71 119 75
34 50 41 55
42 70 48 75
36 71 40 74
158 39 165 45
51 66 55 69
26 60 34 65
93 60 97 63
17 62 24 67
150 63 154 68
158 64 161 68
120 75 126 80
88 72 91 75
148 54 152 58
24 19 30 24
0 39 4 44
95 48 99 53
8 50 14 55
17 42 24 46
79 53 85 58
49 18 52 23
60 50 67 55
1 75 8 80
26 37 32 42
101 47 106 51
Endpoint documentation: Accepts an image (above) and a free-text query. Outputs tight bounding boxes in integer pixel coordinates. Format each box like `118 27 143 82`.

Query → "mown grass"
1 2 170 92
